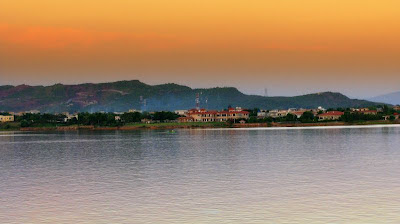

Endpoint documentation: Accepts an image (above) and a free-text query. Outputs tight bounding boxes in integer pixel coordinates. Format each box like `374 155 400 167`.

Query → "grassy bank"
0 122 21 131
2 120 400 132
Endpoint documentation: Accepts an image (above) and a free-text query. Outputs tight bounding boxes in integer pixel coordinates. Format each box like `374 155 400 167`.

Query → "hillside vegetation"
0 80 383 112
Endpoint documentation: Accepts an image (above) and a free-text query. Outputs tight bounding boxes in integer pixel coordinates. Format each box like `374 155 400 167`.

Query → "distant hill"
369 91 400 105
0 80 383 113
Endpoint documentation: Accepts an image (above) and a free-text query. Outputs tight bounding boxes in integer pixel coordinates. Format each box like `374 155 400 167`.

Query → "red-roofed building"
177 117 194 123
317 111 344 121
351 108 378 115
187 108 249 122
289 111 305 118
384 113 400 120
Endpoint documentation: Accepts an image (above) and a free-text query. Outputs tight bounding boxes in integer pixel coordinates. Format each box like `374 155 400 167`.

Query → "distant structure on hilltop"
139 96 147 111
264 88 268 97
195 93 200 110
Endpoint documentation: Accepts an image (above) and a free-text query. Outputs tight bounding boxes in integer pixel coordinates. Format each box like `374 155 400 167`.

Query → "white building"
257 110 268 118
268 110 289 118
174 110 188 115
63 113 79 122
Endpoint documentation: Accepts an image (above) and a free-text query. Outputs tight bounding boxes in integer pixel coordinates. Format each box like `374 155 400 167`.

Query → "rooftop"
318 111 344 116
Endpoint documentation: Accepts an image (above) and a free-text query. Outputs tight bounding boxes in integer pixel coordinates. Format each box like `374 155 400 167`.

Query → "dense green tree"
284 113 297 122
248 116 259 123
300 111 314 123
341 112 382 122
245 108 259 117
382 105 394 115
121 112 142 123
152 111 179 121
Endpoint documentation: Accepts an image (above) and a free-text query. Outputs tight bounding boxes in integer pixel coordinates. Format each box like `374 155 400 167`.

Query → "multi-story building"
257 110 268 118
187 108 249 122
0 115 14 122
268 110 288 118
177 116 194 122
351 108 378 115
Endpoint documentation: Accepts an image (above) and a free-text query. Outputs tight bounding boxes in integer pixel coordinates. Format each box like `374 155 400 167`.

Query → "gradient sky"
1 0 399 98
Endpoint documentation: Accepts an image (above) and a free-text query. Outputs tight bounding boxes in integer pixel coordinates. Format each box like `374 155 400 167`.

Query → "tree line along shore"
0 105 399 131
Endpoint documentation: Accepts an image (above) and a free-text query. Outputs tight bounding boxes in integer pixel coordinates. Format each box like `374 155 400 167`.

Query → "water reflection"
1 127 400 223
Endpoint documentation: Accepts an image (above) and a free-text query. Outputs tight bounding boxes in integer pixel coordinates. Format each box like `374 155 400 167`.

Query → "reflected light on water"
0 127 400 223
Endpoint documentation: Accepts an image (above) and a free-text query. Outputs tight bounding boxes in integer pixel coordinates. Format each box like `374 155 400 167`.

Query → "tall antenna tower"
195 93 200 110
143 99 147 111
139 96 147 111
264 88 268 97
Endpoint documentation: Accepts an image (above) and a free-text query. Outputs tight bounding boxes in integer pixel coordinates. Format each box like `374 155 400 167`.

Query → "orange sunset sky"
1 0 399 97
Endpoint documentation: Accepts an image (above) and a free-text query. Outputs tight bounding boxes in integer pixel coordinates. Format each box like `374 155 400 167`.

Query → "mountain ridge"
0 80 385 113
369 91 400 105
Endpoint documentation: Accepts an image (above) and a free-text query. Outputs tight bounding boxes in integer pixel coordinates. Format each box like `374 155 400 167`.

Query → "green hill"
0 80 382 112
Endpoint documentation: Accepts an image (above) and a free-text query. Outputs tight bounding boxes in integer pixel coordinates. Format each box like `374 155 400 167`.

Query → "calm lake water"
1 126 400 223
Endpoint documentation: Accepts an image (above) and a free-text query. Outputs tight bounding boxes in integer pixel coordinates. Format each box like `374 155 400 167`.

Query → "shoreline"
1 120 397 132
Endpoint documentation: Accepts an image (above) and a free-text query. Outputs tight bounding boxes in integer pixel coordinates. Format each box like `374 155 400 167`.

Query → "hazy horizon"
1 1 400 98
